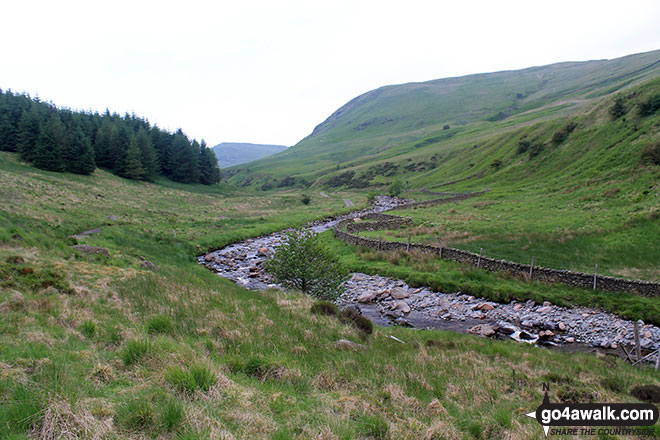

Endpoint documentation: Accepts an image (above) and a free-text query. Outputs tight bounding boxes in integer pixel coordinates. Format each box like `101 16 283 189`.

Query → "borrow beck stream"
198 196 659 359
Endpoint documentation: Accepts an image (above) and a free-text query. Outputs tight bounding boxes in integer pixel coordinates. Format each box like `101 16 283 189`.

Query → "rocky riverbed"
339 273 660 352
199 196 659 357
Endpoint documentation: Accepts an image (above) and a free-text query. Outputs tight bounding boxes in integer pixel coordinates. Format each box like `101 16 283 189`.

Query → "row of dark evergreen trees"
0 89 220 184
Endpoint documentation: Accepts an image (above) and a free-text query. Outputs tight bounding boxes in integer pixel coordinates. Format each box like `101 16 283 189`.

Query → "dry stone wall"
334 213 660 297
346 213 411 233
388 190 490 210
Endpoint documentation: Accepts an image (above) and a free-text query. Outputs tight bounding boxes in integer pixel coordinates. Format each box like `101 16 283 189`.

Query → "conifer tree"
16 107 42 162
135 128 158 180
0 90 28 152
94 120 120 169
32 113 66 172
122 135 146 180
63 125 96 175
0 90 218 185
199 140 221 184
150 127 174 176
169 131 200 183
114 125 131 175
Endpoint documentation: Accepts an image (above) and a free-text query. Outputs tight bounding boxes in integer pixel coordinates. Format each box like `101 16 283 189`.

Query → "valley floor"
1 152 659 439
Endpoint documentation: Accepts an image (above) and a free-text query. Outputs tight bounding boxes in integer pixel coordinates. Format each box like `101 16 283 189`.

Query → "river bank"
198 196 659 358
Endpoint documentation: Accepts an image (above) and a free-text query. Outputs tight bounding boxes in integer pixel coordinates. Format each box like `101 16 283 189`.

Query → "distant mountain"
212 143 288 168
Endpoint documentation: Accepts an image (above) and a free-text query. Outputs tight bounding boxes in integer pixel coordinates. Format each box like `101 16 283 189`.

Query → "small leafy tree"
388 179 403 196
265 229 348 300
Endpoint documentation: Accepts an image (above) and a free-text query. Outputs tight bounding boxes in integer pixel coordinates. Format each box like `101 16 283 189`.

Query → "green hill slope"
226 49 660 188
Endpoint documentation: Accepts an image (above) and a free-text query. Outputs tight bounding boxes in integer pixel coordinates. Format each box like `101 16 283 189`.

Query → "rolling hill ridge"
225 49 660 189
213 142 288 168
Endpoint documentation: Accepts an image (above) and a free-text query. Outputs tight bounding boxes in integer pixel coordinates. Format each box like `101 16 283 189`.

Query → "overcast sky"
2 0 660 147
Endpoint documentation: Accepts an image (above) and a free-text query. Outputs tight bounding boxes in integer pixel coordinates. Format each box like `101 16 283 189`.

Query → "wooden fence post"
634 320 642 362
593 264 598 290
529 256 534 279
477 248 483 268
407 235 411 252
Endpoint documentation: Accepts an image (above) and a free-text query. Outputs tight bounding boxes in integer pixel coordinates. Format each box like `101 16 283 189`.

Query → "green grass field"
2 152 660 439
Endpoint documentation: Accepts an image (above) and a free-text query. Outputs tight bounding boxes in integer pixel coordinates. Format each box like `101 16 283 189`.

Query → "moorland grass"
1 152 660 438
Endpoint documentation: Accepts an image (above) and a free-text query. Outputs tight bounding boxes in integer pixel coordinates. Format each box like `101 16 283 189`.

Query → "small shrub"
443 124 450 130
527 142 545 158
300 194 311 205
146 314 174 335
366 191 378 203
490 159 503 170
551 122 577 145
609 97 626 119
117 395 154 429
630 384 660 403
122 340 150 366
638 93 660 117
310 300 339 316
640 141 660 166
340 308 374 335
516 139 531 155
79 320 96 338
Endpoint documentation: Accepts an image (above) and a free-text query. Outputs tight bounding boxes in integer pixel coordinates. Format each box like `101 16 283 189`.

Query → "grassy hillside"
226 57 660 288
2 153 659 439
213 143 288 169
226 49 660 187
350 78 660 283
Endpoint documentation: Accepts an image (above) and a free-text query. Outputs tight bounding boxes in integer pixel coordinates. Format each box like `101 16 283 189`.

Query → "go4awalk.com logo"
526 384 658 436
